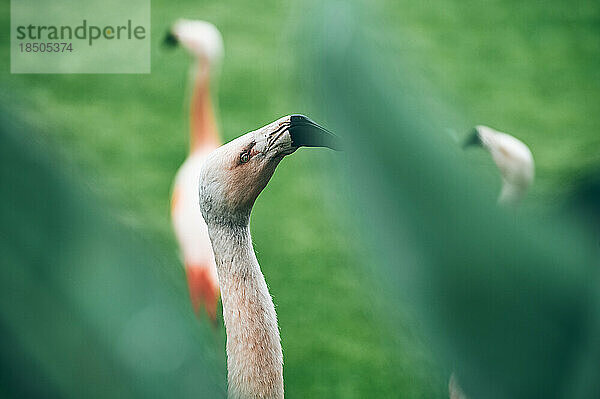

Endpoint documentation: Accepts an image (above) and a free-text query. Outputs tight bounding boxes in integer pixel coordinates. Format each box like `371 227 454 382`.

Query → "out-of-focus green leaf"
304 3 600 398
564 170 600 239
0 106 226 398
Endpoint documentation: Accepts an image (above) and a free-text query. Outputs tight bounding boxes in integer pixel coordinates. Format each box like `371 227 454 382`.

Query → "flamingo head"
199 115 339 226
464 125 534 205
164 19 223 64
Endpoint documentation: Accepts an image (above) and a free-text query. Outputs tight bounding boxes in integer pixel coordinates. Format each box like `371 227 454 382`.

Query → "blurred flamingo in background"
450 125 535 398
166 19 224 321
464 125 534 205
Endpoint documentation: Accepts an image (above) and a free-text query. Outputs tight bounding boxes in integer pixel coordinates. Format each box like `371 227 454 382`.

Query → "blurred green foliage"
1 0 599 397
306 1 600 398
0 110 225 398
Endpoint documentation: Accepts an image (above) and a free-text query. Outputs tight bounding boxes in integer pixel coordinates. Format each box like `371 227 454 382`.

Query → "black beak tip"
463 128 482 149
163 31 178 48
290 114 312 124
289 115 342 151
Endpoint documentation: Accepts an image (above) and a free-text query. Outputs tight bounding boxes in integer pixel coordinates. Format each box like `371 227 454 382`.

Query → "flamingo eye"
240 151 251 163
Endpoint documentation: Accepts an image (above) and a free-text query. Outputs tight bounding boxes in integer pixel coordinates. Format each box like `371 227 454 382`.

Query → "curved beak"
163 31 178 48
288 115 341 150
463 128 482 149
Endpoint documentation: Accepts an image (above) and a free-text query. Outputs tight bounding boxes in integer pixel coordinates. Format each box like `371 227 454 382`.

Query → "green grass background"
2 0 599 397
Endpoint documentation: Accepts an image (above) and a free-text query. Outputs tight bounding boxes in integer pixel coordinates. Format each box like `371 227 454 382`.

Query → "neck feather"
207 223 284 399
499 181 525 206
190 63 219 152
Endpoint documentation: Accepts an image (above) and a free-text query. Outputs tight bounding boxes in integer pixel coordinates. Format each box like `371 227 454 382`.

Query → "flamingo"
197 115 338 398
464 125 534 205
167 19 224 321
450 125 536 398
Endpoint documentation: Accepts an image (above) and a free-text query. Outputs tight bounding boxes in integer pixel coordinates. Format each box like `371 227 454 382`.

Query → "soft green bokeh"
0 109 226 398
1 0 599 397
304 3 600 397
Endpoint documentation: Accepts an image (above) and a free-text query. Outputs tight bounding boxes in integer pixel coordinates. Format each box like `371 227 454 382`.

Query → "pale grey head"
464 125 534 205
198 114 339 227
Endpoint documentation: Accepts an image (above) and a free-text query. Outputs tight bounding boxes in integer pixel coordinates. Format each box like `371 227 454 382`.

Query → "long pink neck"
208 224 284 399
190 63 219 152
